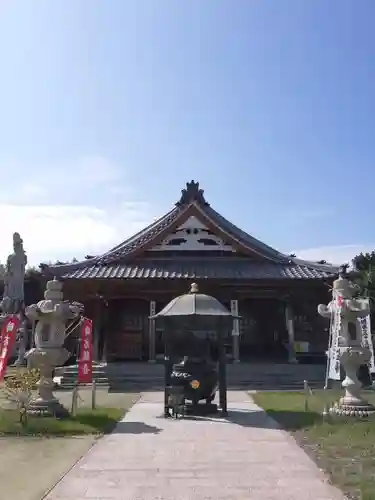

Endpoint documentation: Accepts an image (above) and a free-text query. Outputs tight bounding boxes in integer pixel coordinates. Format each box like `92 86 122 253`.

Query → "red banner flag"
78 318 93 384
0 315 20 380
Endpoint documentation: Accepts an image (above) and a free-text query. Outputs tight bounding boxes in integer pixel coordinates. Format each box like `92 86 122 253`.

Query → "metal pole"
71 384 79 416
163 328 171 417
91 380 96 410
303 379 309 412
218 327 227 416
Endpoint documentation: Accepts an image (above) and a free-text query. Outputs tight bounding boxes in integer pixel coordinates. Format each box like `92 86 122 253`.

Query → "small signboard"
0 316 20 380
77 318 93 384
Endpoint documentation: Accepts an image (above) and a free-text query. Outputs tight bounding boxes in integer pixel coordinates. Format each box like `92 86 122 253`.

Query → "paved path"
45 391 345 500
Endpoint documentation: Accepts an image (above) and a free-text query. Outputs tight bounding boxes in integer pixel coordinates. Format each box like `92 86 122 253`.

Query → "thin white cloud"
0 156 155 266
19 183 45 198
0 202 153 267
293 244 375 266
0 156 127 204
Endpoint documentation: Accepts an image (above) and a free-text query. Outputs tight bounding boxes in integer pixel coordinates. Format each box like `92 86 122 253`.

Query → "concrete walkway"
45 391 345 500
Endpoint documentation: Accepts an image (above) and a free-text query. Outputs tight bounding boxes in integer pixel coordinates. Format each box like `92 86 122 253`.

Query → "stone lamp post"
318 273 375 417
25 278 81 417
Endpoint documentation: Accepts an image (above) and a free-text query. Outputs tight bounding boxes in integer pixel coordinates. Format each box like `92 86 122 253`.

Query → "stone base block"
184 402 218 416
329 399 375 418
12 359 27 368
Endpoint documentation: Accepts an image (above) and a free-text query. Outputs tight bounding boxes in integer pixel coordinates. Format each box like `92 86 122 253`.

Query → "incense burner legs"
26 347 70 417
329 346 375 418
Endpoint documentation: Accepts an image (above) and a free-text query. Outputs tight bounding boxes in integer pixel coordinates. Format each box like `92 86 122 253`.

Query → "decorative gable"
149 216 236 252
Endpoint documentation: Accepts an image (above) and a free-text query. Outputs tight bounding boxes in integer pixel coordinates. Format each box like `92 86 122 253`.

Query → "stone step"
59 371 325 379
58 372 324 383
60 377 325 387
58 375 324 386
59 366 325 375
60 370 324 378
57 362 326 390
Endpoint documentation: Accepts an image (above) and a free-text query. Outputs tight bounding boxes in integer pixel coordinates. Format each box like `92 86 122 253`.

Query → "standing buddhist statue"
1 232 28 365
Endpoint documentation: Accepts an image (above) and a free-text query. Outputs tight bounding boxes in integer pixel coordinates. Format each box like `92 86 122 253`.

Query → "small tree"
0 262 5 281
3 369 40 426
25 266 41 279
352 252 375 314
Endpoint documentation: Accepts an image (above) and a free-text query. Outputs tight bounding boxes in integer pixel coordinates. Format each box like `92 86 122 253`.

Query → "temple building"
44 180 338 363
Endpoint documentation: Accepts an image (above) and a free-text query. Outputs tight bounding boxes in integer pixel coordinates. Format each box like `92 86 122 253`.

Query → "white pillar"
148 300 156 363
285 303 297 363
231 299 240 363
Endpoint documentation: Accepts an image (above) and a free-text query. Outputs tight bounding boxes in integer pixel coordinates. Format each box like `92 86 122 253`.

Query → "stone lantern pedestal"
25 278 81 417
330 345 375 417
26 346 71 417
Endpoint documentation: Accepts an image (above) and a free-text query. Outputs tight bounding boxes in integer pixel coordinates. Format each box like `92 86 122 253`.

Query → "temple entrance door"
155 300 172 358
239 298 288 361
107 299 148 361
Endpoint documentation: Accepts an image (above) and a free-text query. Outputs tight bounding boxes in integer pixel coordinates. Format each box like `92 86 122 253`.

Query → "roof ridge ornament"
190 282 199 294
176 180 209 207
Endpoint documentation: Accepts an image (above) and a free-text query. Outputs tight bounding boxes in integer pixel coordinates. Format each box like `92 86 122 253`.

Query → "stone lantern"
318 273 375 417
25 278 81 417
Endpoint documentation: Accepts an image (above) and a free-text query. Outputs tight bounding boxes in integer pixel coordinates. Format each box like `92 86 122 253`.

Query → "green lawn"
0 407 125 436
253 390 375 500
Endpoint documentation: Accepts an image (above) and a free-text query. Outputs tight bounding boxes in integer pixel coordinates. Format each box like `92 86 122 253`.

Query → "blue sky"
0 0 374 265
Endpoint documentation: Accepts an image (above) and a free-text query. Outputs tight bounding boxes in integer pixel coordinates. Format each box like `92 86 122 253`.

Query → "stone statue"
0 232 28 366
318 274 375 417
25 278 81 417
3 232 27 306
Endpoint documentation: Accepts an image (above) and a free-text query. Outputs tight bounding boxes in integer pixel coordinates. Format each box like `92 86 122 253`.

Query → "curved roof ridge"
45 206 180 273
200 204 288 262
97 206 179 261
291 257 340 272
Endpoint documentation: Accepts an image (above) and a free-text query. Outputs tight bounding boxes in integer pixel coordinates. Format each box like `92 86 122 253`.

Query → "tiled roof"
96 206 183 263
44 181 339 280
60 258 337 280
94 191 286 264
202 204 286 261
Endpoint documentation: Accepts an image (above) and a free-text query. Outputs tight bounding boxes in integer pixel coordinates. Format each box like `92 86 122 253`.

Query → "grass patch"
0 407 125 436
253 390 375 500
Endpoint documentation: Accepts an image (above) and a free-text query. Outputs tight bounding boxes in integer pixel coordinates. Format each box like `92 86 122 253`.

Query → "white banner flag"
327 294 342 381
358 299 375 374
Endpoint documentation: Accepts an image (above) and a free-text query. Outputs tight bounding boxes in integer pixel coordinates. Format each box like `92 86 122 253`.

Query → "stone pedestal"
329 346 375 418
26 346 70 417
